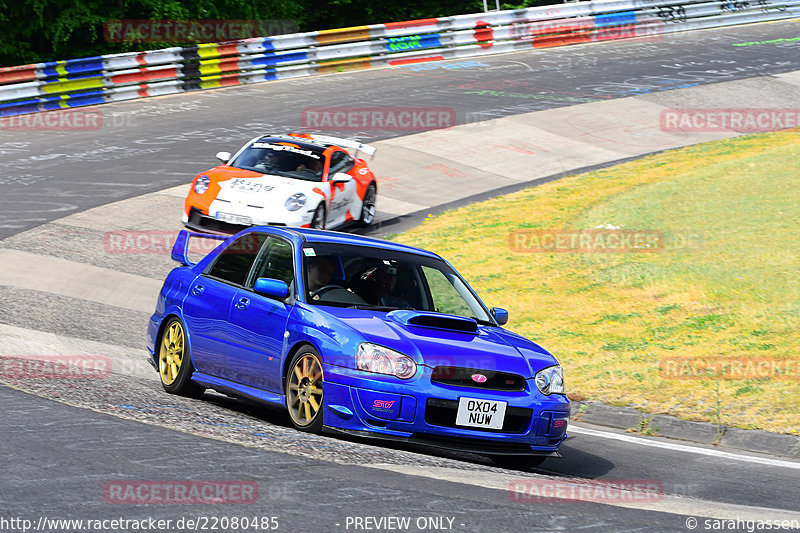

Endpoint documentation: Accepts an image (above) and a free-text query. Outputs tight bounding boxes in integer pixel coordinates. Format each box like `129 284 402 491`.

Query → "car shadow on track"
198 390 613 478
531 441 616 478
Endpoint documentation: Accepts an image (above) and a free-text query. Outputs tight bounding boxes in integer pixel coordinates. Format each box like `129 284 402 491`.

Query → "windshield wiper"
348 304 400 311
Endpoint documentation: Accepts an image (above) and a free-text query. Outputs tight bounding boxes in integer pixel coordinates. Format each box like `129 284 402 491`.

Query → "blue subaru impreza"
147 226 569 466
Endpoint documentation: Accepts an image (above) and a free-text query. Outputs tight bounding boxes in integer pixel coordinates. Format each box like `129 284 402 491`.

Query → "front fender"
282 304 364 381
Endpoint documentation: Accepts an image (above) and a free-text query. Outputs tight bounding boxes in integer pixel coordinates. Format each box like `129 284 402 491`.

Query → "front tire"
285 346 324 433
158 317 204 398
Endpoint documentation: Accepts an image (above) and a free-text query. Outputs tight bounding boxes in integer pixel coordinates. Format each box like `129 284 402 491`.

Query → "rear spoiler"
171 229 227 266
285 133 377 159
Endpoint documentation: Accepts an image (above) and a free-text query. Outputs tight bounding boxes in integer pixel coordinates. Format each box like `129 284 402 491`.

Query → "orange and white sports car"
183 133 377 233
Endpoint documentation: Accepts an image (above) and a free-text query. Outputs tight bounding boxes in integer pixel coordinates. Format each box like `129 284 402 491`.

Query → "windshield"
229 140 325 181
302 243 494 324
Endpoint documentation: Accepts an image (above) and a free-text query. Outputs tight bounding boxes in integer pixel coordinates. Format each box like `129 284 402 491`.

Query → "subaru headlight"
356 343 416 379
535 365 565 395
194 175 210 194
285 193 306 211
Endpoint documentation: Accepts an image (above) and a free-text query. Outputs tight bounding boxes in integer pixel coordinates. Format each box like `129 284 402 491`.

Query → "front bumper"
322 365 570 456
323 426 562 457
185 203 315 234
185 208 261 234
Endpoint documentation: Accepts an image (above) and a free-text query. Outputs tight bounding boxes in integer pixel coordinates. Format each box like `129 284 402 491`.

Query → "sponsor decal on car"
372 399 396 411
228 178 274 193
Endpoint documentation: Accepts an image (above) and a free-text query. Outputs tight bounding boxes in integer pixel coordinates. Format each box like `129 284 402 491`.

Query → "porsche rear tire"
358 183 377 226
310 204 326 229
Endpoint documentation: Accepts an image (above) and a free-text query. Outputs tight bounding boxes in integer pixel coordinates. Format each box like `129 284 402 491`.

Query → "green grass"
390 129 800 435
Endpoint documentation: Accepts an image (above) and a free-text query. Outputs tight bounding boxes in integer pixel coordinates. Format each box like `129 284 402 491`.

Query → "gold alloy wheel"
287 352 323 427
159 321 184 385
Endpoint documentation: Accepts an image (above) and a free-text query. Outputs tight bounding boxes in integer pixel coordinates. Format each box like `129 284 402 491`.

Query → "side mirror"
490 307 509 326
254 278 289 299
331 172 352 185
216 151 232 164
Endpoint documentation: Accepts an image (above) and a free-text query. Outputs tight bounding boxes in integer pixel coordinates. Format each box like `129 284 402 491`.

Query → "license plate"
455 397 506 430
215 211 252 225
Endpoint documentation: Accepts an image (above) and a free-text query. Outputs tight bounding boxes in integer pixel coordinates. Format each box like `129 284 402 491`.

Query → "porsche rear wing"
171 229 228 266
283 133 377 159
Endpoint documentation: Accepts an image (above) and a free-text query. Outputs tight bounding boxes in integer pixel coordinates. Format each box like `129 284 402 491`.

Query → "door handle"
191 284 205 296
235 297 250 310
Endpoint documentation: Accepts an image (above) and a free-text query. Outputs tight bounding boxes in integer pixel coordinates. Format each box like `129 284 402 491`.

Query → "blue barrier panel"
251 50 309 67
385 34 442 52
40 57 106 78
0 90 106 111
261 38 277 53
594 10 637 27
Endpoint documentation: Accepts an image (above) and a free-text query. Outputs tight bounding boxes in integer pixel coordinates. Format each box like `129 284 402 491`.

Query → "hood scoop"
387 310 478 334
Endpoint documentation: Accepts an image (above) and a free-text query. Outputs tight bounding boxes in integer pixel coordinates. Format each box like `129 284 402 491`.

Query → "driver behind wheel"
306 255 337 300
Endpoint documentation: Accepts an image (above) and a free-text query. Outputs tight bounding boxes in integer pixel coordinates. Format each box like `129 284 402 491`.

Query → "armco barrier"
0 0 797 117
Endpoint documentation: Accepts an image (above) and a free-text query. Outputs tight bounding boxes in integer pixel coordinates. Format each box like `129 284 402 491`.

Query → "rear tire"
310 204 326 229
158 317 205 398
358 183 376 226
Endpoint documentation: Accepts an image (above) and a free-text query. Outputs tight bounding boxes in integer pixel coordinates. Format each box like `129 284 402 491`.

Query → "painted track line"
366 464 800 521
569 425 800 469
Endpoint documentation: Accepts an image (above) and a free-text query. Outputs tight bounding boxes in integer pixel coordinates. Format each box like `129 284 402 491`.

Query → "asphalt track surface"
1 20 800 533
2 20 800 239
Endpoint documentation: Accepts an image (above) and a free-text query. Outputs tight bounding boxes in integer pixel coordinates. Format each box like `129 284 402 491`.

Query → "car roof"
246 226 440 258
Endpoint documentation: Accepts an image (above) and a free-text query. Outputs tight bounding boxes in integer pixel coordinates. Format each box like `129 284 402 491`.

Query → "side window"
206 233 268 286
248 237 294 287
421 266 474 317
329 151 354 175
